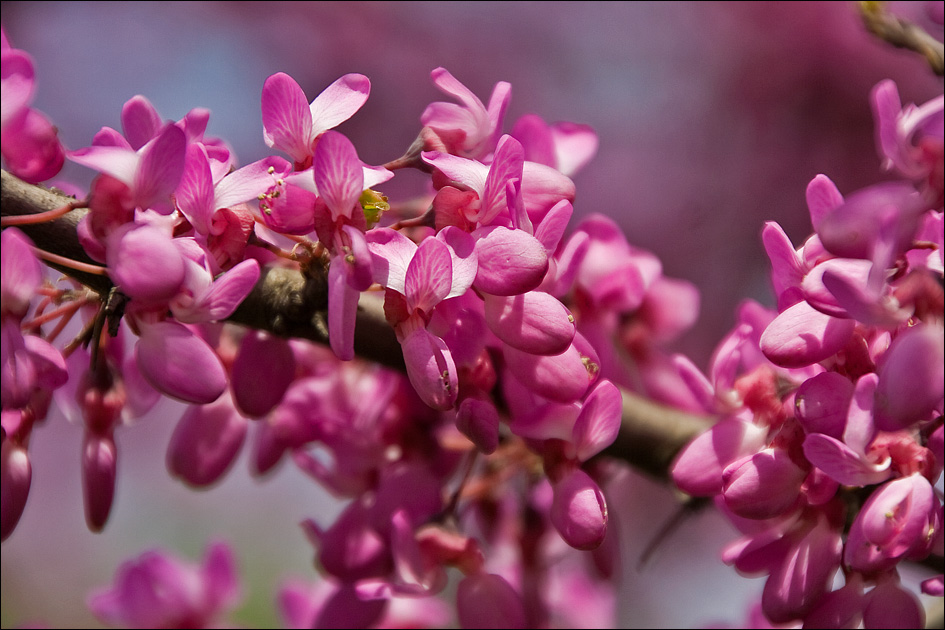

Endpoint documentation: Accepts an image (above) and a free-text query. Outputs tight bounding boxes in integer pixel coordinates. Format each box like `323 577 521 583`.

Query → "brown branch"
1 168 712 479
860 1 945 76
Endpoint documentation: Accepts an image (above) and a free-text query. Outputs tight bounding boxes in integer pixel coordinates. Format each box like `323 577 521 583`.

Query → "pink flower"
261 71 371 169
420 67 511 160
510 113 599 177
0 29 64 183
88 541 241 629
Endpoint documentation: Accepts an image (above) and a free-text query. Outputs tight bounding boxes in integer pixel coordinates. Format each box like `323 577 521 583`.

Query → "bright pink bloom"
421 67 511 160
261 71 370 168
510 113 599 177
456 572 527 629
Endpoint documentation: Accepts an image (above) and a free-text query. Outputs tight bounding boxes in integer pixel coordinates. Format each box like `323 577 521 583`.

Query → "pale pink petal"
261 72 314 163
68 145 139 187
821 264 912 328
0 48 34 128
309 73 371 135
135 321 227 404
313 130 363 221
167 393 247 487
550 121 599 177
366 227 417 292
761 221 805 307
421 150 488 195
521 161 576 219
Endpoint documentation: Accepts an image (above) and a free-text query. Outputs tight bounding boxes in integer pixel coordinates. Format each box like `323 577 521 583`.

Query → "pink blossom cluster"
1 25 687 625
2 19 942 629
671 80 944 627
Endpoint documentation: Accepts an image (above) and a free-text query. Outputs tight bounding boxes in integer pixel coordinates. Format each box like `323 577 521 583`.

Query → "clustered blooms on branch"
671 80 944 627
1 17 943 630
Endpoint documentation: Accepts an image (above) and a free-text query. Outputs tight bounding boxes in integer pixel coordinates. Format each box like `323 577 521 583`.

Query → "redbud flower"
88 541 241 629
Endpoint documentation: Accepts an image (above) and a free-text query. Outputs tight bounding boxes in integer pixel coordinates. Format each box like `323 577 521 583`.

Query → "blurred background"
2 2 942 628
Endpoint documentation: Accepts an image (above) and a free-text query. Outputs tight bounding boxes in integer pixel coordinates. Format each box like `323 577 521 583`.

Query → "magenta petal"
405 236 452 314
231 331 296 417
503 342 591 403
135 124 186 213
821 264 912 328
761 221 804 306
135 321 226 404
328 257 360 361
261 181 318 235
68 145 139 187
314 130 363 221
759 300 855 368
107 225 186 303
761 516 842 624
521 161 576 218
571 380 622 461
82 432 117 532
802 433 890 487
479 135 524 224
483 291 575 355
401 327 457 411
550 467 608 550
0 439 30 542
722 448 807 519
167 393 247 487
862 580 925 630
121 95 162 151
805 174 844 232
794 372 854 438
671 416 768 496
874 324 945 431
473 226 548 296
314 584 387 630
261 72 314 163
534 199 573 253
201 541 241 612
176 143 215 234
340 225 374 292
511 114 555 168
309 73 371 135
436 226 478 298
421 150 488 194
214 156 290 209
1 228 42 318
455 397 500 454
456 573 527 630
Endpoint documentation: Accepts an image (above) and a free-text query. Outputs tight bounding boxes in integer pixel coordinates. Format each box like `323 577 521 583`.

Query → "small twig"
860 1 945 76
